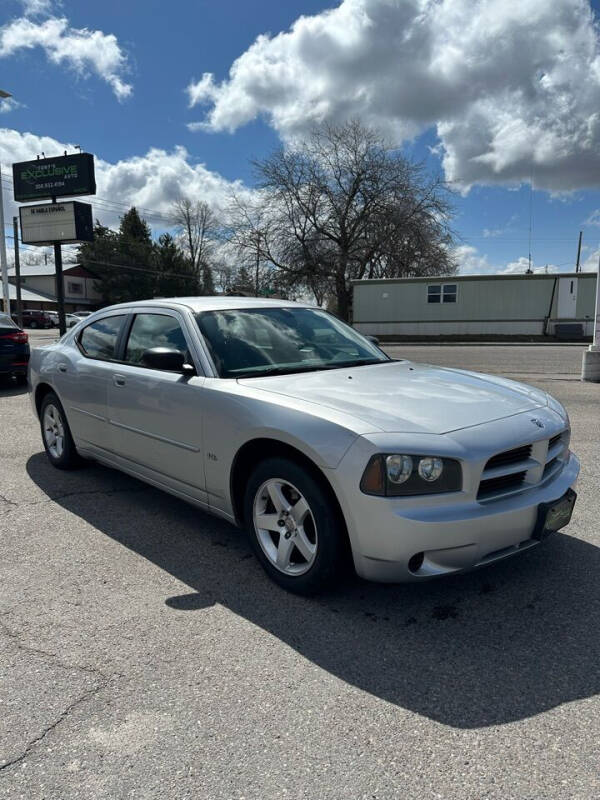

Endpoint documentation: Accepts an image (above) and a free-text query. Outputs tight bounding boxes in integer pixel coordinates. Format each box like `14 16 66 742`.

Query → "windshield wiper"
319 358 389 370
235 358 388 379
234 364 327 379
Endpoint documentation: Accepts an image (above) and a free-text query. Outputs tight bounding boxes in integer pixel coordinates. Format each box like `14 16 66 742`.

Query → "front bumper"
334 451 580 583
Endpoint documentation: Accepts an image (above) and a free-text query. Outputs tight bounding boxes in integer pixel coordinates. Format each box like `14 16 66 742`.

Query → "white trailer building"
352 272 597 339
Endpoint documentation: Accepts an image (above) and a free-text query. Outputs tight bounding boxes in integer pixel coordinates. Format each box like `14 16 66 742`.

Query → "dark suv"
13 309 54 329
0 313 29 384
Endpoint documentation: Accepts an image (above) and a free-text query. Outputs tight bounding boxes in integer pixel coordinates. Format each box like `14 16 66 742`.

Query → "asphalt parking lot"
1 341 598 799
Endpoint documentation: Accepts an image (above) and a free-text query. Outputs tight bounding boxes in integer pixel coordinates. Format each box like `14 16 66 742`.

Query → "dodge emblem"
531 418 545 428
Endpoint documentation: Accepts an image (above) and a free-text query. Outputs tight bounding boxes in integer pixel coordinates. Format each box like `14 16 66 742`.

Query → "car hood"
240 361 548 434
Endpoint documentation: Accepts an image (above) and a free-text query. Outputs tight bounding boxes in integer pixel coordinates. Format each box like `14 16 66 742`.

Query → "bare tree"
171 198 219 292
231 120 456 318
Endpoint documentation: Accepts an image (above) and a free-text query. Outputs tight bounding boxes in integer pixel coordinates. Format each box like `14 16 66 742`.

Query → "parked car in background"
72 311 94 320
0 313 29 384
65 314 81 328
14 309 54 329
28 297 579 594
46 311 87 328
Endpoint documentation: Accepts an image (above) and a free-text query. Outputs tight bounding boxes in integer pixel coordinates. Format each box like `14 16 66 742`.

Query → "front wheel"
243 457 348 594
40 391 83 469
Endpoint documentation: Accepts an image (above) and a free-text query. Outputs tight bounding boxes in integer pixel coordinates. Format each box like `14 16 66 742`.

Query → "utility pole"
581 252 600 381
0 90 12 314
12 216 23 328
0 162 9 314
575 230 583 273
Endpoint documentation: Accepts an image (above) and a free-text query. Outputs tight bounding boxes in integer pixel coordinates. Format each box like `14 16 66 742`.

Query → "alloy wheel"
253 479 318 575
43 404 65 459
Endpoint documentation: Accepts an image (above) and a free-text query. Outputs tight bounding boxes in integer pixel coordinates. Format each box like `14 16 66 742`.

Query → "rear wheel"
243 457 347 594
40 392 82 470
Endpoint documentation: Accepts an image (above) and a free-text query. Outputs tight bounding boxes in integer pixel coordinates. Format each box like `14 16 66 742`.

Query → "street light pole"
0 161 10 315
581 252 600 382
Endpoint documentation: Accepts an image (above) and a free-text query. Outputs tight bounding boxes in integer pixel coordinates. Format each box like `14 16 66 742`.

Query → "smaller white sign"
20 202 78 245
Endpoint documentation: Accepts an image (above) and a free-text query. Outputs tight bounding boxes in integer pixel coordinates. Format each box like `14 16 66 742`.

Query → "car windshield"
196 306 389 378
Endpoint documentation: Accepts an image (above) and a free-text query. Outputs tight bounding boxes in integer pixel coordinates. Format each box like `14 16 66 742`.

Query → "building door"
557 277 578 319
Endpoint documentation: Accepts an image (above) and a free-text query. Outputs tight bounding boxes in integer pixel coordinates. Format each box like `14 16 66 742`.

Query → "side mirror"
141 347 196 374
365 334 380 346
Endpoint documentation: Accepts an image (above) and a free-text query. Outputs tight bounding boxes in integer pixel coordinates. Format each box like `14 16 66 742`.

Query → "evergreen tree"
78 222 120 302
78 208 156 304
156 233 199 297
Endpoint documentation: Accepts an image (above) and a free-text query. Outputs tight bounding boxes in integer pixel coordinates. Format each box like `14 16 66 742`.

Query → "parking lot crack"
0 617 112 773
0 681 105 774
0 492 17 506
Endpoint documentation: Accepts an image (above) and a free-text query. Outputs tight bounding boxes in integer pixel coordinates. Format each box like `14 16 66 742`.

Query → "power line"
86 259 199 280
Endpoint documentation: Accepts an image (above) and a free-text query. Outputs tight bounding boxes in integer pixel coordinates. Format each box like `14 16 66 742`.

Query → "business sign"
19 201 94 245
12 153 96 202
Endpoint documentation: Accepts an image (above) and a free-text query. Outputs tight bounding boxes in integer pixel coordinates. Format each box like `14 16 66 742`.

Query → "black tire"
40 391 83 470
243 456 348 595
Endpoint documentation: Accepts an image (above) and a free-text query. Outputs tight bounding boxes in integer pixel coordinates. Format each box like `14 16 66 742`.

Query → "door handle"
113 375 126 387
58 363 67 373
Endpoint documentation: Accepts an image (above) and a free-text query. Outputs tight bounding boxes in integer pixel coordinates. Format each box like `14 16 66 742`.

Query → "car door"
107 309 208 500
54 312 129 450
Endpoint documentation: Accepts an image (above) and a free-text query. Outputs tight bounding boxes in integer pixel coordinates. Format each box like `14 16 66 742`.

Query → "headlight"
360 454 462 497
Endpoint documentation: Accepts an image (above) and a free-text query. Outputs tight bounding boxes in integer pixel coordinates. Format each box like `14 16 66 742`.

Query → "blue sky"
2 0 600 274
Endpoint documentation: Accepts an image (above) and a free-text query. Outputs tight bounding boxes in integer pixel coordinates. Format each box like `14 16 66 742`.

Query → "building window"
427 285 441 303
67 281 83 295
443 283 457 303
427 283 457 303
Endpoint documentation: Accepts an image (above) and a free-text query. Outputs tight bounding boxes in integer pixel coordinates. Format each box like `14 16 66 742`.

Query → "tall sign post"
12 217 23 328
12 153 96 335
581 255 600 382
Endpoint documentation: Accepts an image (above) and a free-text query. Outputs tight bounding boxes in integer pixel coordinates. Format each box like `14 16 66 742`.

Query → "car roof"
100 296 315 313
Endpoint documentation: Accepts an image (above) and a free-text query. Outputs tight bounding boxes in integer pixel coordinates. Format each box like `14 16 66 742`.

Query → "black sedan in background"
0 314 29 384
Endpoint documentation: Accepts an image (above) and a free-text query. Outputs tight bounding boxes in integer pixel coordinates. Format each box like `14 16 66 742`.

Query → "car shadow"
26 452 599 729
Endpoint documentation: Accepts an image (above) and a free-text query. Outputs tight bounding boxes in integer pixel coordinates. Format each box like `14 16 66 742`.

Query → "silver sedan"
28 297 579 594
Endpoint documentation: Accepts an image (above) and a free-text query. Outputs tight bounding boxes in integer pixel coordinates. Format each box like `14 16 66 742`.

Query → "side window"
79 315 126 360
125 313 189 367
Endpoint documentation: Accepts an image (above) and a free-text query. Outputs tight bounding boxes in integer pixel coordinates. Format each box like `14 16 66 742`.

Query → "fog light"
418 457 443 482
386 454 413 484
408 552 425 573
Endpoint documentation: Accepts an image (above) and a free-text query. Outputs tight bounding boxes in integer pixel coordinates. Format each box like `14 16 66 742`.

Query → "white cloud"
0 16 132 100
188 0 600 192
21 0 55 15
0 97 22 113
583 209 600 227
453 244 496 275
581 247 600 272
500 258 558 275
0 127 244 230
